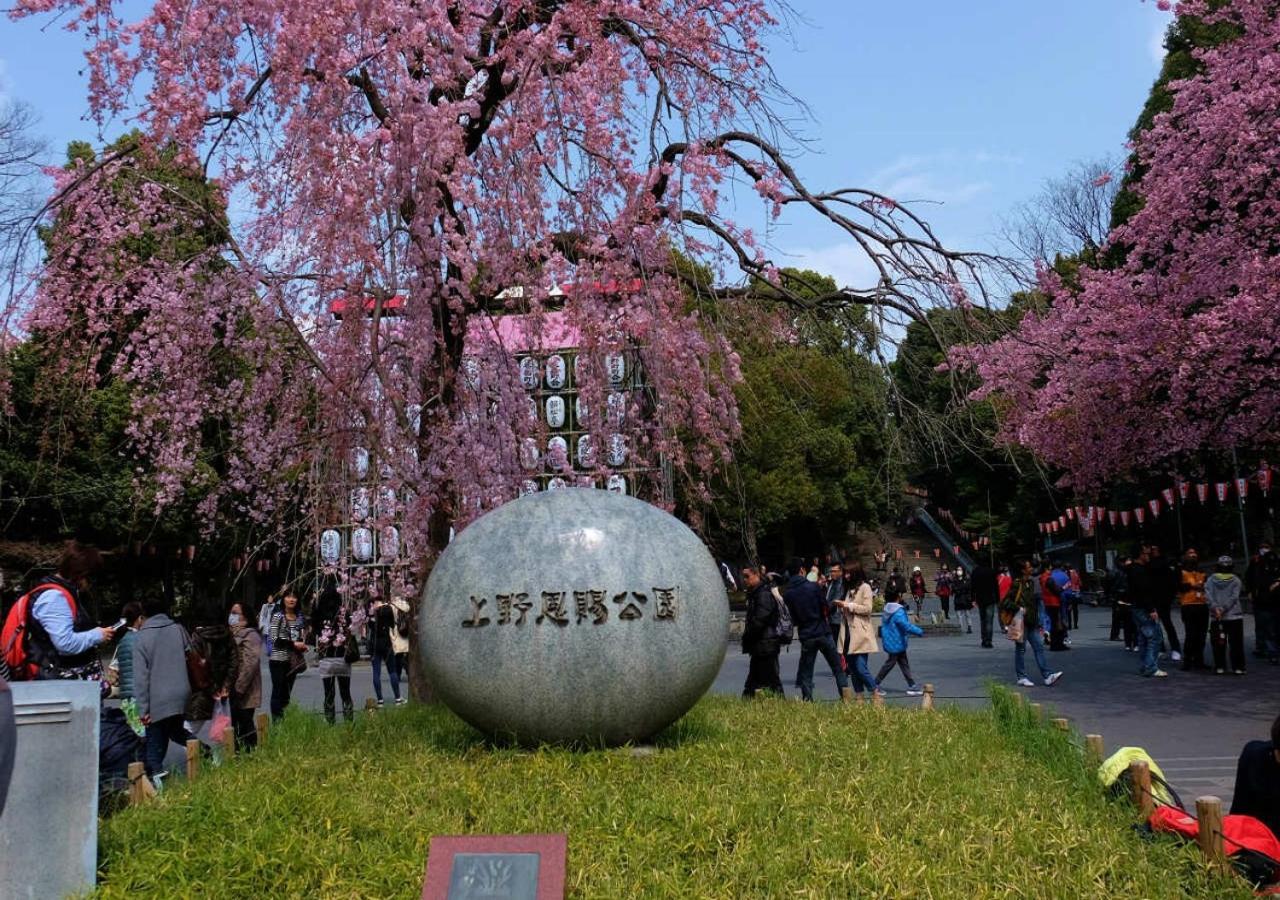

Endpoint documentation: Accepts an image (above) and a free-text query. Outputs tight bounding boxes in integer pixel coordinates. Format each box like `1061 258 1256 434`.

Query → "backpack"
1098 746 1182 809
394 604 412 639
768 587 794 645
1147 805 1280 888
1 583 76 681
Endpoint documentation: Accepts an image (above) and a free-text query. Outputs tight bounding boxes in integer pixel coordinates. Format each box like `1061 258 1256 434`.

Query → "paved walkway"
711 602 1279 808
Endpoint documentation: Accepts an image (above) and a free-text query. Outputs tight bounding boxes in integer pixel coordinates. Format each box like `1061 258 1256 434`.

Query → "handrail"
913 506 977 573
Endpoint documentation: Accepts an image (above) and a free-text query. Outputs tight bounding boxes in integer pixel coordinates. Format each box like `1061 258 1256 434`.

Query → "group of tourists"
740 557 930 701
1106 541 1278 678
0 541 416 787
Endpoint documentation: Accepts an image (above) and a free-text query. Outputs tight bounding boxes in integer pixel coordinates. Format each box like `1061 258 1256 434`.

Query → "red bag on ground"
1148 806 1280 887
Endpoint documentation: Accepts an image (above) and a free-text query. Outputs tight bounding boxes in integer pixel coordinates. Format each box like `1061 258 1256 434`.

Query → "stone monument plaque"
422 834 566 900
0 680 101 899
419 489 729 745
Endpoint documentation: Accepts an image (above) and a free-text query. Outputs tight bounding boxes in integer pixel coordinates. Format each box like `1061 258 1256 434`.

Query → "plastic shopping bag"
1006 610 1025 642
209 697 232 745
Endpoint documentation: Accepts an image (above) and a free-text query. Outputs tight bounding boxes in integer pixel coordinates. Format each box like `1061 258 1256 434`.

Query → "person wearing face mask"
1177 548 1209 671
227 599 263 749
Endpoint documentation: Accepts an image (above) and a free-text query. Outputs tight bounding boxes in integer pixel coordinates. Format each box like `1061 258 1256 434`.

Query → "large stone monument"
0 680 101 899
419 489 729 745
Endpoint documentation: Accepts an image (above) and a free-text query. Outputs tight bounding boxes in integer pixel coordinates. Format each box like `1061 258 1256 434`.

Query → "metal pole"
1232 448 1250 561
987 490 995 566
1174 478 1185 554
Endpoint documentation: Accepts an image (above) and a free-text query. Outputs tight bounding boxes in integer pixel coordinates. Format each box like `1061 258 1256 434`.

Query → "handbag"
342 634 360 665
287 647 308 676
1006 610 1025 642
183 628 212 691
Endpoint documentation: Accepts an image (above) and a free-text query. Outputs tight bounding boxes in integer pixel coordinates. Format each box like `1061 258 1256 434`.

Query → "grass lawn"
94 690 1248 898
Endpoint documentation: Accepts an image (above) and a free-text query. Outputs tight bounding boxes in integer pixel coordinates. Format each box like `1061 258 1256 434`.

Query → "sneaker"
872 689 887 699
1015 677 1035 687
1233 670 1246 675
1152 669 1168 678
1215 668 1225 675
395 697 407 706
905 686 924 696
376 698 385 707
1044 672 1063 687
1170 651 1182 662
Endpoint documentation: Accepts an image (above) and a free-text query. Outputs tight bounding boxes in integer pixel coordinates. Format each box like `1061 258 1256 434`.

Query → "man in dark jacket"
1129 548 1168 678
740 567 783 698
782 558 851 702
1147 545 1182 663
1245 542 1280 663
1230 712 1280 838
133 595 193 777
970 561 998 648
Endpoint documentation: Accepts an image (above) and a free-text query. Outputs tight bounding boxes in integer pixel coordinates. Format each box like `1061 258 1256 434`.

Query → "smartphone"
110 618 127 632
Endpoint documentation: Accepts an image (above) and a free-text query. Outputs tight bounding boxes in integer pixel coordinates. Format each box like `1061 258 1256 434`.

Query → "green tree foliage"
701 269 893 564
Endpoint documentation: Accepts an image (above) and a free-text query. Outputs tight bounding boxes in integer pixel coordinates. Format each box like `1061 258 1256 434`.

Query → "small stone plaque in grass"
422 834 566 900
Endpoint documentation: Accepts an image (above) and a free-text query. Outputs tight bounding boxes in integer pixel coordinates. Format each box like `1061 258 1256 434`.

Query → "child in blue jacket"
876 600 925 695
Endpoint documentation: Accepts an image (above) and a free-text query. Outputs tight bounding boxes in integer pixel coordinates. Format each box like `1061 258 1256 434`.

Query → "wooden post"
255 712 270 746
185 739 200 782
221 726 237 759
128 762 151 806
1129 760 1153 818
921 684 935 711
1030 702 1044 723
1085 734 1105 765
872 691 885 708
1195 796 1226 871
1051 717 1069 732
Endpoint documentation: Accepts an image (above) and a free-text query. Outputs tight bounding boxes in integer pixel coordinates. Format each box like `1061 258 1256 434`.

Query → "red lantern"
1177 480 1189 501
1215 482 1230 503
1196 483 1209 503
1161 487 1175 507
1108 509 1118 527
1134 507 1145 525
1236 477 1248 500
1120 510 1131 526
1148 498 1161 518
1260 464 1273 496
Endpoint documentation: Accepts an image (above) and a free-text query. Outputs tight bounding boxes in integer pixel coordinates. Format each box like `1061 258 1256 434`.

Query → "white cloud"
777 242 882 291
865 151 1001 206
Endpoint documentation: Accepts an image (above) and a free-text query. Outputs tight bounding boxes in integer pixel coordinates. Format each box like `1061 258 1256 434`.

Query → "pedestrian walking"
314 590 357 723
258 592 279 655
835 565 882 698
740 567 784 697
366 597 402 706
1205 556 1246 675
1002 559 1063 688
935 569 953 620
885 566 907 604
952 567 973 634
227 599 263 750
1148 545 1182 662
268 590 307 720
1129 547 1168 678
825 563 845 645
132 594 192 777
970 560 998 647
875 595 925 695
389 594 411 690
909 567 926 618
783 558 851 702
1178 548 1210 671
1245 541 1279 664
1107 561 1136 650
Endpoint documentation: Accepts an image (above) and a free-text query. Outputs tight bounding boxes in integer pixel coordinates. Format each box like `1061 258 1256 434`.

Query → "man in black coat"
970 561 998 648
782 557 851 702
1129 548 1168 678
740 567 783 698
1230 713 1280 838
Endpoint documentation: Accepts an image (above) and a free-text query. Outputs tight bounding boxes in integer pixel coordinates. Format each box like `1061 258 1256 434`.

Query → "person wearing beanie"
1204 555 1246 675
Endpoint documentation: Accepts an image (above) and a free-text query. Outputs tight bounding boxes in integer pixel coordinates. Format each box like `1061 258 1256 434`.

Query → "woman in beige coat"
836 565 884 697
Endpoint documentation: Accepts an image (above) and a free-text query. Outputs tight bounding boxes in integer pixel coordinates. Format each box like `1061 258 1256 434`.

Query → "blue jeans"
371 653 401 701
844 653 878 693
1015 625 1052 681
796 634 849 701
1134 609 1163 676
1255 609 1278 660
143 714 190 777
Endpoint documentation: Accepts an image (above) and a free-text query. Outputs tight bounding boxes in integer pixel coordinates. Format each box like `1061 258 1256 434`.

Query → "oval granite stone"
419 489 729 745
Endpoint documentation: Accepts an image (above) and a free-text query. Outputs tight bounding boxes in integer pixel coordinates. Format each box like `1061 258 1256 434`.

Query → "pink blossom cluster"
960 0 1280 489
7 0 787 578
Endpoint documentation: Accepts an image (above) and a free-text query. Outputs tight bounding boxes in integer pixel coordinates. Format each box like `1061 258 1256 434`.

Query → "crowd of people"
739 538 1280 700
0 541 415 787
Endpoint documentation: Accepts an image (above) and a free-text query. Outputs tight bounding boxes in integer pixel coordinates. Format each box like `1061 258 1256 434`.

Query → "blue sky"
0 0 1170 287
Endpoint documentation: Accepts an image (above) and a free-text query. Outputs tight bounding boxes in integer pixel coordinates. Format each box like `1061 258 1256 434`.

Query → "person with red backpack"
2 542 115 686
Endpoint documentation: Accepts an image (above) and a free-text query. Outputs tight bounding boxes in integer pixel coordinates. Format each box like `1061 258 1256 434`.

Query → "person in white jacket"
389 595 411 691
